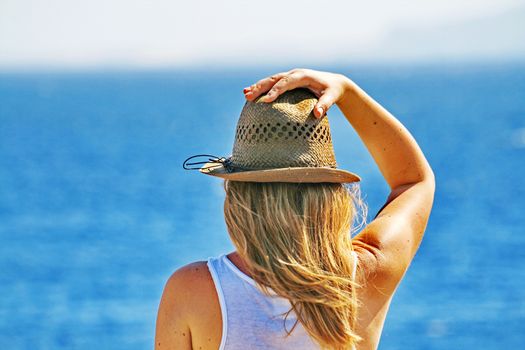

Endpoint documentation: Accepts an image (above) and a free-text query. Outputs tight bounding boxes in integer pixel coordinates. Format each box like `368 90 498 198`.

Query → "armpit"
351 240 385 286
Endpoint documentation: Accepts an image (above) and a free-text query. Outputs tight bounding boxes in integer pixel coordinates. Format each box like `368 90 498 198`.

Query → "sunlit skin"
155 68 435 350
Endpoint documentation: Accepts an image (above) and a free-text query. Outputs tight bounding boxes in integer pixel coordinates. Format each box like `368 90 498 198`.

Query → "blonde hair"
223 180 368 349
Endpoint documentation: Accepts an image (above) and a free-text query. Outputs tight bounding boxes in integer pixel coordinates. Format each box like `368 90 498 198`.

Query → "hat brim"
199 162 361 183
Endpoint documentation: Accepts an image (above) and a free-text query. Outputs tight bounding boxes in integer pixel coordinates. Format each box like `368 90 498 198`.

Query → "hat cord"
182 154 247 173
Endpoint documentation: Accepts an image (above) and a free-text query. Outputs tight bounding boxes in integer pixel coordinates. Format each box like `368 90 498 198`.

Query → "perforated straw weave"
194 88 360 183
232 88 337 170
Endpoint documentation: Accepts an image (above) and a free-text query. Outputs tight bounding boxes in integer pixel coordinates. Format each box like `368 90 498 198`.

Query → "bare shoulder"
159 261 215 318
167 261 212 291
350 184 435 347
352 179 435 296
155 261 217 350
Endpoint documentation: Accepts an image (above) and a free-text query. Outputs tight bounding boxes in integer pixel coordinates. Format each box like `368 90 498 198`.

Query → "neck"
226 251 253 278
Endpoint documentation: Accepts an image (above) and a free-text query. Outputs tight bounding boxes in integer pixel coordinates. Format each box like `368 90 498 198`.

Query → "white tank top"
206 252 358 350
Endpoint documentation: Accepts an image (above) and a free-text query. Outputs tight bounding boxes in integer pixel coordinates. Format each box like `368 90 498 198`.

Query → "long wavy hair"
223 180 368 349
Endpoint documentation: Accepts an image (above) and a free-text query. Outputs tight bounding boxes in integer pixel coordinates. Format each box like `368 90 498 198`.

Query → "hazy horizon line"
1 56 523 74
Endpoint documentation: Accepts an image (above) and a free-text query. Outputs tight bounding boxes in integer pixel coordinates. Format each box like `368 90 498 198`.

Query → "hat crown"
231 88 338 170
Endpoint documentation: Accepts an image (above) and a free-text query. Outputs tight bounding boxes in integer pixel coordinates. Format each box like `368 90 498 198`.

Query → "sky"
0 0 524 69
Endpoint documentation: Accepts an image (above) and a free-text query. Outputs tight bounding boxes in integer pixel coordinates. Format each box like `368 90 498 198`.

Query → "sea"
1 63 524 349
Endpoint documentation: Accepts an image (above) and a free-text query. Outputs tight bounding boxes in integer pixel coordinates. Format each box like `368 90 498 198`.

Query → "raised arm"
244 68 435 291
337 80 434 190
336 77 435 286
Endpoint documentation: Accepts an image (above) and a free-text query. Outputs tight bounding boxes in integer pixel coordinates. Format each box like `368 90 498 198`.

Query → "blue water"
1 64 524 349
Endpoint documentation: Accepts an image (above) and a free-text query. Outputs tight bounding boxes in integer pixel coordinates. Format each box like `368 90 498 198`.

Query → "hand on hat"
243 68 352 119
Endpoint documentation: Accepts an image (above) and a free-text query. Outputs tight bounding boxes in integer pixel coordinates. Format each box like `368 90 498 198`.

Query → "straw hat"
183 88 360 183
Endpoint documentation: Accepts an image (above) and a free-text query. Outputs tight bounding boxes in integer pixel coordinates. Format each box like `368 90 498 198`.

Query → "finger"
314 88 338 118
259 72 308 103
307 86 324 99
244 72 287 100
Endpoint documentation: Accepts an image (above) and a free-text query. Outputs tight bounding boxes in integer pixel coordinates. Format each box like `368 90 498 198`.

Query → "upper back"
156 252 392 350
206 253 321 349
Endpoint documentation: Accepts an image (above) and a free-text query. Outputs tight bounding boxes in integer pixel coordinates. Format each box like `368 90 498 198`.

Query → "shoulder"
167 260 212 288
352 179 435 291
157 262 214 328
155 260 217 349
161 260 214 310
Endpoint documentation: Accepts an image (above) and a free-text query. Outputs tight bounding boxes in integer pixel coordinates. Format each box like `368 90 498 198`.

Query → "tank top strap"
207 254 320 349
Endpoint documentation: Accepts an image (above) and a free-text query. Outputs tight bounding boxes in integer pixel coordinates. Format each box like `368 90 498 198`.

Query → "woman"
155 68 435 349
